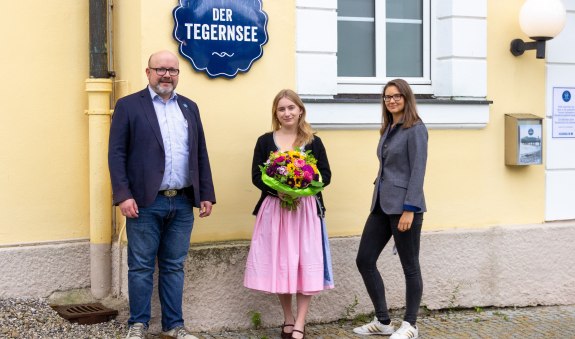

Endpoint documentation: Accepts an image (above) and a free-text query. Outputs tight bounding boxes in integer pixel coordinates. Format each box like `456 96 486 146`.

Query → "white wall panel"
451 59 487 97
433 1 487 99
544 2 575 221
295 0 336 10
451 18 487 58
545 170 575 220
564 0 575 11
545 118 575 169
435 18 486 58
296 8 337 52
296 54 337 96
547 12 575 63
433 59 453 97
451 0 487 17
435 18 454 59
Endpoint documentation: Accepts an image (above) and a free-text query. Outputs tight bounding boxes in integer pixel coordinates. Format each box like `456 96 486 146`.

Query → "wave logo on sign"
173 0 268 78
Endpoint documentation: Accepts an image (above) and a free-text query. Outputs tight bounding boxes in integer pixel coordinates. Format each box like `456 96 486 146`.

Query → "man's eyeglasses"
151 67 180 76
383 94 403 102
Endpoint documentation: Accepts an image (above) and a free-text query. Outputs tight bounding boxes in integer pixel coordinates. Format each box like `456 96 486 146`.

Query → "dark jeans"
126 193 194 331
356 205 423 325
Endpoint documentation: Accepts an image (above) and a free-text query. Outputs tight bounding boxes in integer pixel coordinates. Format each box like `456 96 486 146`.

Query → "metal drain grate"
51 303 118 325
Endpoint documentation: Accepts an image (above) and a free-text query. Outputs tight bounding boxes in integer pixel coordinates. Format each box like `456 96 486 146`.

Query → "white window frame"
296 0 490 129
337 0 432 94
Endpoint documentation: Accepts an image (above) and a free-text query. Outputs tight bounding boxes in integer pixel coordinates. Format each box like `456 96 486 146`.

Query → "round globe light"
519 0 567 39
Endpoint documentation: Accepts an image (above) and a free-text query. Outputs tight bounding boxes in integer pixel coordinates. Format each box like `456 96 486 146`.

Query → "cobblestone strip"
1 298 573 339
191 305 575 339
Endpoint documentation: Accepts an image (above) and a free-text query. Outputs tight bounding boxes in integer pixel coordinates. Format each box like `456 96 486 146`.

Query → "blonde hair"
271 89 315 147
380 79 422 135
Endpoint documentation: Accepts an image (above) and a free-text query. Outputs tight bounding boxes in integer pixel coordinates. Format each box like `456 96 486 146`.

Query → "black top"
251 132 331 216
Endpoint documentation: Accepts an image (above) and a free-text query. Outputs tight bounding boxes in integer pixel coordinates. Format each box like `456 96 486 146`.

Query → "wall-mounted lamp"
510 0 566 59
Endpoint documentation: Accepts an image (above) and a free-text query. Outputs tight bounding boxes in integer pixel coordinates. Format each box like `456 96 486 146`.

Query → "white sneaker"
353 316 395 335
390 321 418 339
126 323 147 339
160 326 199 339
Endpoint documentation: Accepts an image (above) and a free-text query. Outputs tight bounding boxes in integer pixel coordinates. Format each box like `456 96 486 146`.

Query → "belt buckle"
163 189 178 197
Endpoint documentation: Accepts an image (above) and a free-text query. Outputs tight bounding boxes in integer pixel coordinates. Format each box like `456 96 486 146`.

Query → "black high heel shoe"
281 323 294 339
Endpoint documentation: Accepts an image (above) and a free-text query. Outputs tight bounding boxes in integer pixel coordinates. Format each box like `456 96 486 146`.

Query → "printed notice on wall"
552 87 575 138
518 124 542 165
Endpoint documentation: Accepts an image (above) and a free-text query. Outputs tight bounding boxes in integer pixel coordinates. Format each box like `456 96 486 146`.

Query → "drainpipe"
87 0 112 299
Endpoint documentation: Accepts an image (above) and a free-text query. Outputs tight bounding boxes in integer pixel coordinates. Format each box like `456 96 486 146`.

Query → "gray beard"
154 83 174 96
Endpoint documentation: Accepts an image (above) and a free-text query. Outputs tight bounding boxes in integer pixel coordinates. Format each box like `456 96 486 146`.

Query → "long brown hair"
271 89 315 147
380 79 422 135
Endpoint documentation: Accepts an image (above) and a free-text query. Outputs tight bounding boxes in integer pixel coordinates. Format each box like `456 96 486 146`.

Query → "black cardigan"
251 132 331 216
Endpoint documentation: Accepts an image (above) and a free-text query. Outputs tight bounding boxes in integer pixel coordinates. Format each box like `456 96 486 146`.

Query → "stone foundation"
1 221 574 332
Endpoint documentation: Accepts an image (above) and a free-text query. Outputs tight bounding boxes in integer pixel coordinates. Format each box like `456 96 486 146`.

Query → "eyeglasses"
150 67 180 76
383 94 403 102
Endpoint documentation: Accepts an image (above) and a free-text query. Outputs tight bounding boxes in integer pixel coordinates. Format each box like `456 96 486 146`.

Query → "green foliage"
342 295 359 319
248 310 262 329
492 310 509 321
351 312 373 325
337 295 374 326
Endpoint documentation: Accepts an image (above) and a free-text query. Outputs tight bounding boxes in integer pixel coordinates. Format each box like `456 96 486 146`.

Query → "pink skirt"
244 195 332 295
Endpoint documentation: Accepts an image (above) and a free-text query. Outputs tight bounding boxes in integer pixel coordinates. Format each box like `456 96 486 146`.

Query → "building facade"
0 0 574 331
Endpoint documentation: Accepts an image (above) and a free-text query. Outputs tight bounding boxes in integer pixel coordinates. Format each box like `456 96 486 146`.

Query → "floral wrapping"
259 148 324 210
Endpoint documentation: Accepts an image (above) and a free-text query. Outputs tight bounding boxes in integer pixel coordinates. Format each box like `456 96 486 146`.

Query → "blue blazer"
108 88 216 208
371 121 428 214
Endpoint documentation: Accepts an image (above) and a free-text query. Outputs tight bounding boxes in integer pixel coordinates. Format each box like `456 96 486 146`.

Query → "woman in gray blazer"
353 79 428 339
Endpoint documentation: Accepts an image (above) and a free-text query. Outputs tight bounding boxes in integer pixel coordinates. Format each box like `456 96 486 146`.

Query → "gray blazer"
370 121 428 214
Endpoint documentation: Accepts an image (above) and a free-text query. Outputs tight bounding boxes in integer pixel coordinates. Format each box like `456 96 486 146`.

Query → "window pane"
338 21 375 77
338 0 374 18
386 22 422 77
386 0 422 20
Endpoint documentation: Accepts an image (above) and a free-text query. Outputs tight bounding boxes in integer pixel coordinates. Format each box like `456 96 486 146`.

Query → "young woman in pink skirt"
244 89 334 339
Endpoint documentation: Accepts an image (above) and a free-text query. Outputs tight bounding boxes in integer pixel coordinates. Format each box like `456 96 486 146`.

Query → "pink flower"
294 159 305 168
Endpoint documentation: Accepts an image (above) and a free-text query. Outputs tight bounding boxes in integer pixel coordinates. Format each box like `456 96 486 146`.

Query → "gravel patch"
0 298 126 339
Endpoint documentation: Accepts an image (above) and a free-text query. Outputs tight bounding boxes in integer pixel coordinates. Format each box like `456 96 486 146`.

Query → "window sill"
303 97 492 130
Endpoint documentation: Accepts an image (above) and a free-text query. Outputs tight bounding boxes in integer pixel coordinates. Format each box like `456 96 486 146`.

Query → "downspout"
86 0 113 299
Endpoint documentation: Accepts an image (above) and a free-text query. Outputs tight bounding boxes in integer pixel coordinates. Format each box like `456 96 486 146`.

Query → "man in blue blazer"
108 50 215 339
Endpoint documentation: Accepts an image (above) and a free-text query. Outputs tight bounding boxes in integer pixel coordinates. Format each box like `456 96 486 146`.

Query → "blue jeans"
126 193 194 331
356 204 423 325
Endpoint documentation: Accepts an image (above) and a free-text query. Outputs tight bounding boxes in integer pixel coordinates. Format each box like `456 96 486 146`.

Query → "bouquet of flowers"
260 148 324 210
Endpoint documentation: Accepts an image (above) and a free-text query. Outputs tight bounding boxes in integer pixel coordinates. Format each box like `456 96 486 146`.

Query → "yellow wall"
421 0 545 230
0 1 90 244
112 1 297 242
0 0 546 245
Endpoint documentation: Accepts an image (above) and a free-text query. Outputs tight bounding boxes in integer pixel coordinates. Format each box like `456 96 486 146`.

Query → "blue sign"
562 90 571 102
173 0 268 78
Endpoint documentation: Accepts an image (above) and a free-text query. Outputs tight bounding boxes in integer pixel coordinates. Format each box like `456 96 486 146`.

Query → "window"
337 0 430 90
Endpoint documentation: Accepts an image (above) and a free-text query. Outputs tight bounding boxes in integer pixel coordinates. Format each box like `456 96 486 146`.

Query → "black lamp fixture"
510 0 566 59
